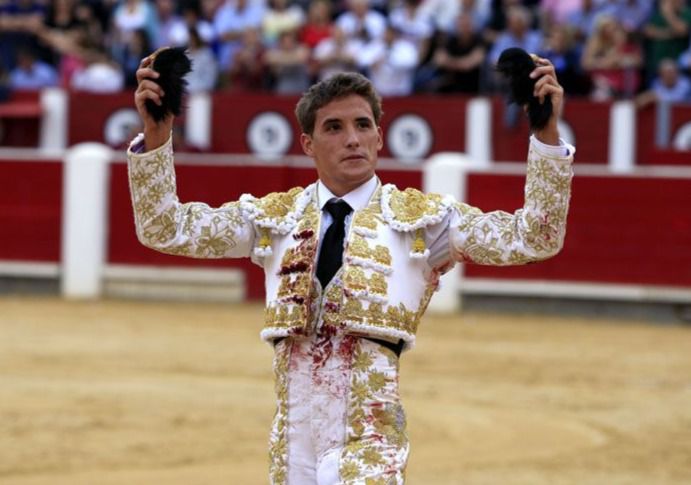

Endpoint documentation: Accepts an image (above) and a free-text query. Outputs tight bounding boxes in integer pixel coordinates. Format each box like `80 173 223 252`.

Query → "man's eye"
358 121 371 129
326 124 340 131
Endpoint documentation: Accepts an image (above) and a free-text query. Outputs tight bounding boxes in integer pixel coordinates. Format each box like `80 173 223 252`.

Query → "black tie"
316 199 352 288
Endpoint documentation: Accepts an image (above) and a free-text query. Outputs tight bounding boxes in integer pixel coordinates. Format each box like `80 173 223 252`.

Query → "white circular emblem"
104 108 141 147
557 119 575 146
673 122 691 150
387 114 433 163
247 112 293 160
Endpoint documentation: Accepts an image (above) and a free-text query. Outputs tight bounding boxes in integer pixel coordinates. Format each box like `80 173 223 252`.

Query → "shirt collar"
317 176 378 212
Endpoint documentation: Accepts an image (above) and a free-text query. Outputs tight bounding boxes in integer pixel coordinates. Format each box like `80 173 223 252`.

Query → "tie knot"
325 199 352 221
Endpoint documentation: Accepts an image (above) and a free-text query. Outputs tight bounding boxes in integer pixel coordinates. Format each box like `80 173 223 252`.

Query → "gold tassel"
412 228 426 254
259 228 271 249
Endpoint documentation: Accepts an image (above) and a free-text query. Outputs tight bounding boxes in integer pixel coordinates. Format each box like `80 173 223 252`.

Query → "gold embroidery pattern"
343 268 388 300
452 150 572 266
268 339 291 485
342 298 420 336
388 187 445 225
128 141 249 258
276 272 312 300
348 235 392 268
255 187 304 221
340 339 408 483
264 304 307 330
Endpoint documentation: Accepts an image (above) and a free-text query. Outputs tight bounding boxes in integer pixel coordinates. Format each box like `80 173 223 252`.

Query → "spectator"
262 0 305 46
155 0 189 48
484 0 525 44
117 27 152 87
643 0 691 78
70 47 125 93
264 29 310 94
186 26 219 92
565 0 603 43
430 12 486 93
299 0 332 50
111 0 159 49
0 0 47 72
227 27 267 91
313 25 362 81
612 0 654 34
8 47 58 90
421 0 491 34
388 0 434 52
214 0 265 77
488 5 542 65
336 0 387 43
358 23 419 96
539 23 591 95
581 14 642 100
178 1 215 43
636 57 691 106
540 0 582 29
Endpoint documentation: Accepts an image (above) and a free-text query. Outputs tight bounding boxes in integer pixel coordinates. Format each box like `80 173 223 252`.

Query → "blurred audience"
0 0 688 104
636 57 691 106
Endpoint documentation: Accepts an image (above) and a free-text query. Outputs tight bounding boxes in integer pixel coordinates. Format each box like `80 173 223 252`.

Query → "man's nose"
344 125 360 147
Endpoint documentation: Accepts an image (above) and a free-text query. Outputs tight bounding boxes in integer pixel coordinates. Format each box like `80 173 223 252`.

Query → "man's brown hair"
295 73 383 135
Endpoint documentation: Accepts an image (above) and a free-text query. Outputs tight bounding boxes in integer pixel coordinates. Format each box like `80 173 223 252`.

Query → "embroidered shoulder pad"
380 184 454 232
240 185 315 234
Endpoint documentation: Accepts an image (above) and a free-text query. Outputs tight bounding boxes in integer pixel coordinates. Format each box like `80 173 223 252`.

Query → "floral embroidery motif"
340 339 408 483
269 339 291 485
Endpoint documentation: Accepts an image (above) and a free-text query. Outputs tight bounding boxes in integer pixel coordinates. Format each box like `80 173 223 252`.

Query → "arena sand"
1 297 690 484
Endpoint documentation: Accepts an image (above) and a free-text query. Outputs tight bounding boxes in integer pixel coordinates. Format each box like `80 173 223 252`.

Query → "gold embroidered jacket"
127 135 573 351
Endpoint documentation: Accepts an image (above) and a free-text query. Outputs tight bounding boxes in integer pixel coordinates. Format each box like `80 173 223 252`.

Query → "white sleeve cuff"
530 134 575 159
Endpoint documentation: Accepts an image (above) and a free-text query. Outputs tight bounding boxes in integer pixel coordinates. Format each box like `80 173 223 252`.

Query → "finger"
535 84 563 104
136 89 163 107
530 64 556 79
137 79 165 97
136 67 160 84
533 74 556 94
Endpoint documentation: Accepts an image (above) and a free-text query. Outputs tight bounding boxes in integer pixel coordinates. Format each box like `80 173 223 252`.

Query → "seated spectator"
636 58 691 107
70 48 125 93
155 0 189 49
358 24 419 96
539 24 591 95
180 0 215 44
430 12 486 93
487 5 542 65
483 0 524 45
299 0 332 50
612 0 654 35
214 0 265 78
8 47 58 90
186 26 219 92
336 0 387 43
581 14 642 100
388 0 433 52
313 26 362 81
262 0 305 46
539 0 582 30
0 0 47 72
421 0 491 34
643 0 691 80
111 0 159 50
264 29 310 94
115 27 152 88
227 27 267 91
565 0 603 43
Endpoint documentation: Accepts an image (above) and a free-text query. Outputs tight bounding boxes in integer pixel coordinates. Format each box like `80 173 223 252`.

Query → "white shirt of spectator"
336 9 387 41
359 37 419 97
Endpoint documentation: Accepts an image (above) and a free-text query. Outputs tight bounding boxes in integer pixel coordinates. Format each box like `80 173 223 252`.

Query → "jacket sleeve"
127 134 255 259
449 136 574 265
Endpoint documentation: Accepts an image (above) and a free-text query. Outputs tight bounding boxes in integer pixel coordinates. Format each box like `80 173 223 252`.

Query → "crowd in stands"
1 0 691 105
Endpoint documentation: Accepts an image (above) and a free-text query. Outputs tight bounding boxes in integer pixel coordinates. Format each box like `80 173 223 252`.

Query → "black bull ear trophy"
144 46 192 122
496 47 553 130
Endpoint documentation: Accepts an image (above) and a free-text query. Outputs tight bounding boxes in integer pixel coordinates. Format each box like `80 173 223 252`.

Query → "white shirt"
316 175 378 242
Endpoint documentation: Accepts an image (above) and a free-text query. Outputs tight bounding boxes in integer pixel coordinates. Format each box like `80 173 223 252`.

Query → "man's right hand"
135 56 173 152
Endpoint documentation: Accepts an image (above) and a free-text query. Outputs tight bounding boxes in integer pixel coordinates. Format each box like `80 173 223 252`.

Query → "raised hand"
134 56 173 151
529 56 564 145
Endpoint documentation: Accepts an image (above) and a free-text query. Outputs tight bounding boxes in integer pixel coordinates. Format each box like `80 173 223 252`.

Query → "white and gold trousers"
270 325 407 485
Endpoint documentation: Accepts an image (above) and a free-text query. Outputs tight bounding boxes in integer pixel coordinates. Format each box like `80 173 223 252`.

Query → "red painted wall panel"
464 173 691 287
0 161 62 261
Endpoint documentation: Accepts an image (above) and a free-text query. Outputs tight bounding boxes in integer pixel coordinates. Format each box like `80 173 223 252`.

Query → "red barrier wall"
464 173 691 287
491 97 610 163
637 105 691 166
0 161 62 261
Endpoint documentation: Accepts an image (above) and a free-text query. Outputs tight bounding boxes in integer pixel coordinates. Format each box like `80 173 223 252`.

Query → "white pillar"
423 153 481 313
608 101 636 173
466 97 492 166
61 143 112 299
186 92 211 150
39 88 68 151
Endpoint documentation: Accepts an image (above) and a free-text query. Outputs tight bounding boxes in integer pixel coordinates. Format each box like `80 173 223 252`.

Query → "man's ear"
300 132 313 156
377 125 383 151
